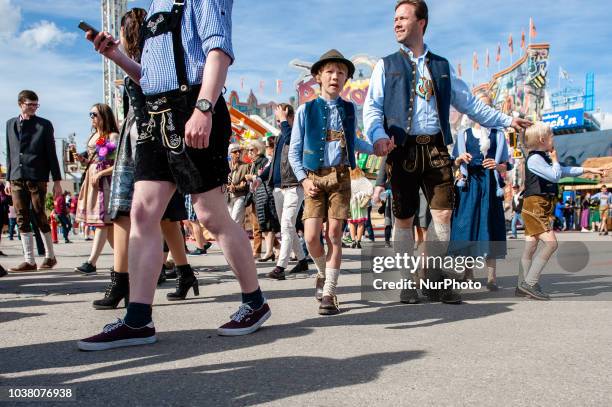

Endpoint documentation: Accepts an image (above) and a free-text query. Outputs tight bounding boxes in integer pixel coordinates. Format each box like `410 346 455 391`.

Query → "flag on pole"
529 17 537 40
485 49 490 68
496 43 501 62
275 79 282 95
559 66 569 80
240 77 244 90
457 62 462 78
259 80 265 94
472 52 479 71
508 34 514 55
521 30 526 50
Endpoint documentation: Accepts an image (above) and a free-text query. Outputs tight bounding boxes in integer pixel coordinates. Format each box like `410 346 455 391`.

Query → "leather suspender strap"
169 1 189 94
141 1 189 94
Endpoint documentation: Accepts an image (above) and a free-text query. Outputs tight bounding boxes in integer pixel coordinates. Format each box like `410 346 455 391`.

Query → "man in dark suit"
5 90 62 272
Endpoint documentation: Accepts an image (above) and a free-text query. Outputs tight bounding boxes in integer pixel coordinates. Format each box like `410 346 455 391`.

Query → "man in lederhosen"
364 0 531 304
78 0 270 351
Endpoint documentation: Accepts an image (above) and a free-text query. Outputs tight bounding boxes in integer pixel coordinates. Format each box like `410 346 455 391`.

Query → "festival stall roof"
558 177 598 185
228 106 270 139
555 129 612 166
249 115 280 137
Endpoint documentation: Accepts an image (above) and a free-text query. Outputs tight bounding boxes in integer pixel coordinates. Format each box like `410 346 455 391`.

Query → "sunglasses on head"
89 112 98 119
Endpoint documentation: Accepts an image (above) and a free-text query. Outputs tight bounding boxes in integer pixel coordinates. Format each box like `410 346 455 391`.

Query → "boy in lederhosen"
289 50 377 315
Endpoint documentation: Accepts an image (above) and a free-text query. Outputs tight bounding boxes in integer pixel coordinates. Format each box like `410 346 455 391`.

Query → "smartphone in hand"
78 21 99 39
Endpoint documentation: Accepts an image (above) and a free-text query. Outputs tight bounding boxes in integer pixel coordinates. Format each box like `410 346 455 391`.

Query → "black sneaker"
0 265 7 278
217 301 271 336
188 248 207 256
399 288 420 304
75 262 97 275
440 288 462 304
515 283 547 298
267 266 286 280
288 259 309 274
518 282 550 300
77 319 156 351
203 242 213 251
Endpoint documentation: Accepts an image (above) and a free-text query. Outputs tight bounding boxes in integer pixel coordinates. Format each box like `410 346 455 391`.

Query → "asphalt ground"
1 231 611 406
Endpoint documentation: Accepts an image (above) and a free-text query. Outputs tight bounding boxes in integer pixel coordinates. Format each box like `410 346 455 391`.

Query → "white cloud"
17 20 77 49
0 0 21 38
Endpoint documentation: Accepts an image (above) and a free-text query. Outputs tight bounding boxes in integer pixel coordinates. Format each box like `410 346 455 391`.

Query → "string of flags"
238 78 284 96
467 17 538 79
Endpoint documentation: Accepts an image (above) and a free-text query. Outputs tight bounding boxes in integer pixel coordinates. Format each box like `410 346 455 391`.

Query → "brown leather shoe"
38 257 58 270
9 262 38 272
318 295 340 315
315 275 325 302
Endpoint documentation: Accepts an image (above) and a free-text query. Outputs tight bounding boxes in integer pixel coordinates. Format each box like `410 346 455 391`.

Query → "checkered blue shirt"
140 0 234 95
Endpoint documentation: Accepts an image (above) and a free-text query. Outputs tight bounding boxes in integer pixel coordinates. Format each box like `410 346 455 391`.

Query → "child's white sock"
313 255 326 279
323 268 340 297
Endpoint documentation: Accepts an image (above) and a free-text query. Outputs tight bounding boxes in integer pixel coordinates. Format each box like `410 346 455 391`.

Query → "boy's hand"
585 168 606 176
374 136 395 156
549 149 558 162
302 178 320 198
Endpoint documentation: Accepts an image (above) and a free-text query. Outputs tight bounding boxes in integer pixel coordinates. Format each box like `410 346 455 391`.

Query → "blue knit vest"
382 50 452 146
302 97 356 171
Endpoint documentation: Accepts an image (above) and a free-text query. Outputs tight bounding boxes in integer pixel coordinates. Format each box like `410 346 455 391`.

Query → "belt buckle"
416 135 431 145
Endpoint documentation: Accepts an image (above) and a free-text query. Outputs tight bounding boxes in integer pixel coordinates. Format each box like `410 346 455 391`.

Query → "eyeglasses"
230 150 241 154
23 102 40 108
247 148 257 152
89 112 98 119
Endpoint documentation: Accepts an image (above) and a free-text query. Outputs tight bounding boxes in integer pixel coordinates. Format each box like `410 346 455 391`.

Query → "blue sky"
1 0 611 152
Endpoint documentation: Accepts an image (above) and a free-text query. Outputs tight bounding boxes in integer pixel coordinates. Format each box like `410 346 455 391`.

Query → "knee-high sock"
313 255 326 279
21 232 35 264
426 222 451 279
525 257 549 286
519 256 532 285
42 232 55 259
393 226 415 279
323 268 340 297
525 242 557 286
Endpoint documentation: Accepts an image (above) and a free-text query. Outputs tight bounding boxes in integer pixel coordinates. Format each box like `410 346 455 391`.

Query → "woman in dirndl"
450 117 509 291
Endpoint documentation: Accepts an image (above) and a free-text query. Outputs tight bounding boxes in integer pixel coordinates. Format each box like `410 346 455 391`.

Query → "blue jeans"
511 212 523 237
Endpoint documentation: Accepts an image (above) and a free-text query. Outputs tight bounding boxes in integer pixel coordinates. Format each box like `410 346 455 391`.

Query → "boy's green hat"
310 49 355 79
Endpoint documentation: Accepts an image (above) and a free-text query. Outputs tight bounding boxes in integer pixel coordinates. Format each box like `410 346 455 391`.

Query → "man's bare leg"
128 181 175 304
192 187 258 293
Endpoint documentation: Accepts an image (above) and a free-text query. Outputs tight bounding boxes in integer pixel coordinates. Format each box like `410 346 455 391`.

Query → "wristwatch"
195 99 215 114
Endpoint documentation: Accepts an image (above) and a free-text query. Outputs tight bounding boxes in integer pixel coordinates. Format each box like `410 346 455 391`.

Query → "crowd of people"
1 0 609 352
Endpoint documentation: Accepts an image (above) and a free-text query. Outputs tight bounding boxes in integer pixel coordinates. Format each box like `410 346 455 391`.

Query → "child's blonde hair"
524 122 552 150
350 167 366 180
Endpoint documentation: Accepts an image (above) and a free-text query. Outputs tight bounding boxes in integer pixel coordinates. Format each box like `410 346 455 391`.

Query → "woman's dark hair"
121 8 147 62
91 103 119 137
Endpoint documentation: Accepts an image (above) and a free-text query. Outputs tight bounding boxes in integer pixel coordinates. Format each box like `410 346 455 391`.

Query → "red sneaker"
77 319 156 351
217 301 271 336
